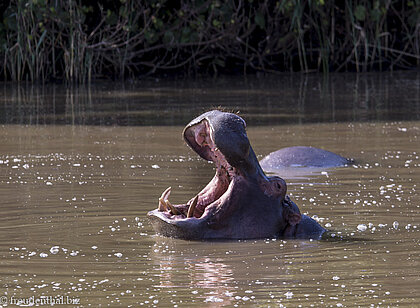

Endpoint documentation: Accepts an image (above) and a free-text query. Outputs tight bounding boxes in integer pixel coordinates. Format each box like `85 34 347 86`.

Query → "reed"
1 0 419 83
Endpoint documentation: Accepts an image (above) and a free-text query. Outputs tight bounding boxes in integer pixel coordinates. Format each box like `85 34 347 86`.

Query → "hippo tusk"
161 187 171 200
158 197 167 211
158 187 172 211
165 199 181 215
158 186 181 215
187 195 199 218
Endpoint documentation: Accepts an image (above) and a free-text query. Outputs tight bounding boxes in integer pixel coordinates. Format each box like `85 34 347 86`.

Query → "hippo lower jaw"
148 162 325 240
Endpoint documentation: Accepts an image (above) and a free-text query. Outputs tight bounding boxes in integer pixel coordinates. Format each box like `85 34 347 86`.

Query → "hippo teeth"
187 195 198 218
158 197 167 211
165 199 181 215
158 187 171 212
156 153 233 219
158 186 182 215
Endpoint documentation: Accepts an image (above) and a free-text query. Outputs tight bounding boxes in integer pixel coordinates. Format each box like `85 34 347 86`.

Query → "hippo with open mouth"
147 110 326 240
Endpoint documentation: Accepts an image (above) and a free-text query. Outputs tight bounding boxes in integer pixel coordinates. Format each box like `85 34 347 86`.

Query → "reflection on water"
0 77 419 306
1 71 419 126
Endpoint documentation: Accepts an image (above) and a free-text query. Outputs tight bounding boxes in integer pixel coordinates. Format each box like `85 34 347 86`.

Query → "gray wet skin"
260 146 352 169
147 110 326 240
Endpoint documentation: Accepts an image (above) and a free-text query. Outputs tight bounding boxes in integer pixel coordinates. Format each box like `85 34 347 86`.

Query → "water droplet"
49 246 60 254
357 224 367 231
70 251 79 256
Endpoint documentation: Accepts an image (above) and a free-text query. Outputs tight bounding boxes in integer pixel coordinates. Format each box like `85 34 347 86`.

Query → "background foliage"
1 0 419 82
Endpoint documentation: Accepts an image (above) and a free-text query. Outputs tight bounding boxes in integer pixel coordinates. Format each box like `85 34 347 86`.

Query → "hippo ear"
283 197 301 226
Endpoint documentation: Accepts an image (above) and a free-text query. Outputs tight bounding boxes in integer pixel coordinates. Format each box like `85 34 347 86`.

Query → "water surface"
0 73 419 307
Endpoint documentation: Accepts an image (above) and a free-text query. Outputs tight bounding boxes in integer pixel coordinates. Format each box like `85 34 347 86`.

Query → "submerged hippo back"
260 146 351 169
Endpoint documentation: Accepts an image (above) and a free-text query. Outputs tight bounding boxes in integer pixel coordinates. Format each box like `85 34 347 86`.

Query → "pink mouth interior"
169 120 237 219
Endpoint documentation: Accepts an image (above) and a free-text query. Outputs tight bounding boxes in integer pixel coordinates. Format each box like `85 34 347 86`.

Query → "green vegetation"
1 0 419 82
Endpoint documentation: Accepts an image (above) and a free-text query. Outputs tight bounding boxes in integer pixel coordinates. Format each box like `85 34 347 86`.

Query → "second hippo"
260 146 353 170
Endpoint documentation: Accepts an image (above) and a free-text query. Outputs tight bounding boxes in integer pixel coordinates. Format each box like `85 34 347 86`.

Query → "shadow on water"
1 71 419 126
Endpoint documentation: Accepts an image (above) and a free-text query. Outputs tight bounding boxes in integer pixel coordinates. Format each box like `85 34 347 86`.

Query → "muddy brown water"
0 73 419 307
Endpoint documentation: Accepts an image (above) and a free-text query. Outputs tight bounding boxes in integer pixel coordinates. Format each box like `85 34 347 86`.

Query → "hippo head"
147 110 309 240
